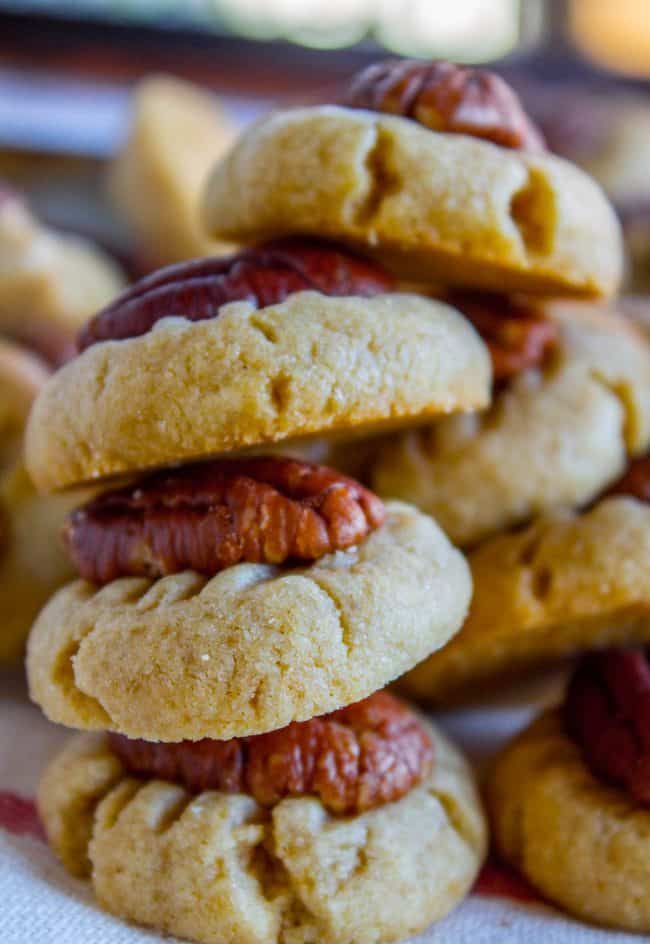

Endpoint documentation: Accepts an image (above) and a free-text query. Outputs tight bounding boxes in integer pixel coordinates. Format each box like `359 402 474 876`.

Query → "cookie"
108 76 236 268
0 188 124 365
203 106 623 298
25 291 491 493
0 339 49 469
488 709 650 932
39 720 486 944
0 461 78 663
400 496 650 704
28 501 472 740
373 305 650 546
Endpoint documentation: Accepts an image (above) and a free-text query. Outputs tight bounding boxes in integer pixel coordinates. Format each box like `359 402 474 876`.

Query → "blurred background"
3 0 650 286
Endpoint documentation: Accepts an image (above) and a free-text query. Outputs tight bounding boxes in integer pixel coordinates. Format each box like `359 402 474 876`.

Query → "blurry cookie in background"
0 185 125 366
108 76 237 270
488 649 650 933
0 342 79 662
0 337 49 469
0 461 77 663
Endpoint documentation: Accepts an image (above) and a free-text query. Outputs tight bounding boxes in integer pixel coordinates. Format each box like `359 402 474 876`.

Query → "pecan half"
450 292 559 383
344 59 546 152
605 454 650 504
64 457 385 584
77 239 394 349
109 691 433 815
565 649 650 806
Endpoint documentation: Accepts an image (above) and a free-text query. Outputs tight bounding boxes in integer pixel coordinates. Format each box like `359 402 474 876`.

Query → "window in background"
570 0 650 77
0 0 529 60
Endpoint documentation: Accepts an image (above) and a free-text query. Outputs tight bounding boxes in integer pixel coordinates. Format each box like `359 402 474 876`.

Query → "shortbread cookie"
401 496 650 704
109 76 235 267
28 501 471 740
488 709 650 932
25 291 491 493
373 305 650 546
0 339 49 469
204 105 622 298
39 721 486 944
0 461 77 662
0 188 124 364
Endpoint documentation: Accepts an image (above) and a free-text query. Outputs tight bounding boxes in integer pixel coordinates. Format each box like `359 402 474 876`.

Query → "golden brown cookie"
0 338 49 469
39 721 486 944
0 189 124 364
373 304 650 546
108 75 236 268
0 461 78 663
488 709 650 932
28 501 471 740
25 291 491 493
400 496 650 704
203 106 623 298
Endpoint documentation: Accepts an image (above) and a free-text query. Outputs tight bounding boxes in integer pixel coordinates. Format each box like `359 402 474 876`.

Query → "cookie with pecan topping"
488 703 650 932
26 287 491 493
38 716 486 944
28 501 471 741
373 302 650 546
204 63 622 297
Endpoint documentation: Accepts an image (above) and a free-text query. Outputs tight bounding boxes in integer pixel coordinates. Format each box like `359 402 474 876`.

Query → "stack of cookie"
203 58 650 702
204 58 650 934
26 238 489 941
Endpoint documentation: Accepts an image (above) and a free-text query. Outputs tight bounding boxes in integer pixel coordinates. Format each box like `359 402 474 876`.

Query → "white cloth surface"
0 665 643 944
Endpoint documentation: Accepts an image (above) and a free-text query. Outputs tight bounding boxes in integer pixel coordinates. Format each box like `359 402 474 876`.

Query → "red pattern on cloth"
0 790 45 841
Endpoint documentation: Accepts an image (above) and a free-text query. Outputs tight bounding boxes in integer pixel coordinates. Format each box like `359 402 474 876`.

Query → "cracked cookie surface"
204 106 622 297
26 291 490 493
373 305 650 546
27 502 472 740
400 496 650 704
39 720 486 944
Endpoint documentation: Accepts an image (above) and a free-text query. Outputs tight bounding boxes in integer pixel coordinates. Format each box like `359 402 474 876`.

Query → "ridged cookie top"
27 502 472 740
204 105 623 298
25 291 491 492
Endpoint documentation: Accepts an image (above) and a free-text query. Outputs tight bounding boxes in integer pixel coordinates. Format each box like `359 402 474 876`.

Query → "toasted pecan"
605 454 650 504
77 239 394 349
109 691 433 814
565 649 650 806
450 292 559 383
344 59 546 152
64 457 386 584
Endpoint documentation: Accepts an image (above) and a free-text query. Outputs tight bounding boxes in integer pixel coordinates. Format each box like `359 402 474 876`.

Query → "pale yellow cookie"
488 709 650 932
39 721 486 944
0 461 78 663
0 338 49 469
109 75 236 267
373 305 650 546
28 501 471 741
25 291 491 493
0 190 124 361
204 106 623 298
400 496 650 704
